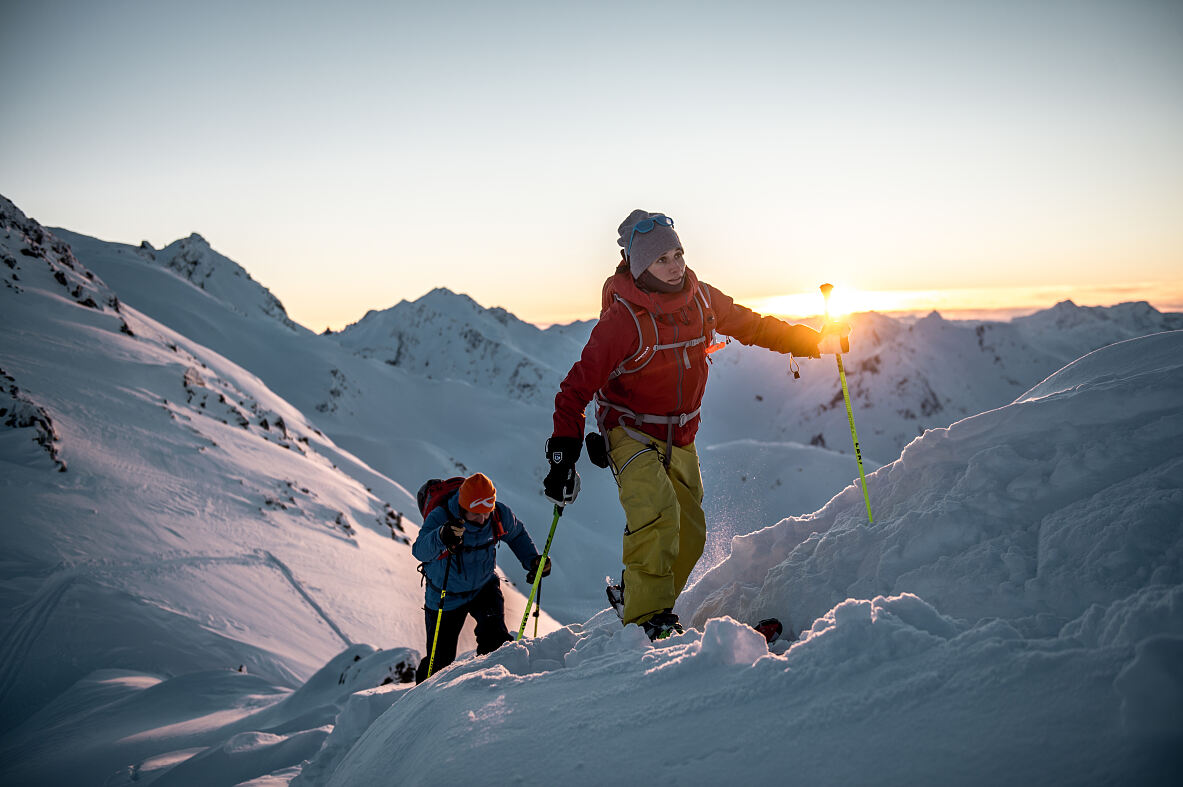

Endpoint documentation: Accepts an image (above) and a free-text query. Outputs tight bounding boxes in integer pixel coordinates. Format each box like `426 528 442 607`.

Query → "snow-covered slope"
55 228 304 333
44 222 623 624
0 198 560 783
325 330 1183 787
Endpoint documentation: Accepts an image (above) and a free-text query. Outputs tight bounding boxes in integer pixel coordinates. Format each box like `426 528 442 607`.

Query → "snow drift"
327 331 1183 786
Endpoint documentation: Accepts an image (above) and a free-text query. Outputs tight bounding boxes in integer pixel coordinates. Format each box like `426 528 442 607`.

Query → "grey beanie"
617 209 682 278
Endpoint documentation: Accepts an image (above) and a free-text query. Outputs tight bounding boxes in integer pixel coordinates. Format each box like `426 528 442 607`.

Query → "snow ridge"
53 227 304 332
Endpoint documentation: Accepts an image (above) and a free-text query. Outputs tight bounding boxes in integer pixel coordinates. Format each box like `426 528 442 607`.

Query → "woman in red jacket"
543 209 845 640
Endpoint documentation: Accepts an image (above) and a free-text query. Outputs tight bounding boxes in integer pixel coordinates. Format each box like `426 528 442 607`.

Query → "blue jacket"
411 493 540 611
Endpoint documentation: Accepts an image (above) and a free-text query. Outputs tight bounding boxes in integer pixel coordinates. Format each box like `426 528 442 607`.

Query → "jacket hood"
610 267 701 316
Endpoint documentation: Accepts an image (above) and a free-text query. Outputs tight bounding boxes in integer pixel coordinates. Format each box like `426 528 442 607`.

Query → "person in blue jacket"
412 473 551 683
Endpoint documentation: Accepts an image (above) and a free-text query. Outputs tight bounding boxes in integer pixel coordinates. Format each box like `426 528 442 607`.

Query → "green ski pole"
516 504 562 641
820 283 873 524
425 555 452 680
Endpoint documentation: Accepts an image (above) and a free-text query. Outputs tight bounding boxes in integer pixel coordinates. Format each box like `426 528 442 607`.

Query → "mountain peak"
0 193 30 225
420 287 481 310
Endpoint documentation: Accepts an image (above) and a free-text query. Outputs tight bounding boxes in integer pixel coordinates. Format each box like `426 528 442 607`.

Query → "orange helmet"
458 473 497 514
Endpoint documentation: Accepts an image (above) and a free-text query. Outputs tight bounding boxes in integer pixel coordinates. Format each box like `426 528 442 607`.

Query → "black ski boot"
642 610 683 641
606 577 625 621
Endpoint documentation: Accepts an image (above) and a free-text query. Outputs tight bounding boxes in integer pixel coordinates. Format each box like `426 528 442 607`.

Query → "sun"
746 285 889 321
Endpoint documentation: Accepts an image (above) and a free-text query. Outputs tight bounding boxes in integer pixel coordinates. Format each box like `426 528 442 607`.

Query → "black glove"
526 555 552 584
439 521 464 552
543 436 582 505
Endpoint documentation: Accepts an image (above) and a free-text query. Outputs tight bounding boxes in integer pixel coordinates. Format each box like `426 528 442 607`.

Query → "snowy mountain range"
2 191 1180 784
331 288 592 406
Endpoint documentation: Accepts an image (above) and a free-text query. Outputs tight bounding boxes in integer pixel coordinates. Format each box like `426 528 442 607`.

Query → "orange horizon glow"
520 281 1183 329
743 282 1183 323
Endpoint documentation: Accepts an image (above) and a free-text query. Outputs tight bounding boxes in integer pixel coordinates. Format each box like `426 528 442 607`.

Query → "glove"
818 321 851 355
525 555 552 584
543 436 582 505
439 521 465 552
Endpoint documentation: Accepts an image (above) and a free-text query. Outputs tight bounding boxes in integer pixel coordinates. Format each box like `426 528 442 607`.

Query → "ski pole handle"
820 282 834 317
818 283 850 353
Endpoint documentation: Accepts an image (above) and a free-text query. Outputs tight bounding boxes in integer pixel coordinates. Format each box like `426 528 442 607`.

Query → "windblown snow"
2 192 1180 785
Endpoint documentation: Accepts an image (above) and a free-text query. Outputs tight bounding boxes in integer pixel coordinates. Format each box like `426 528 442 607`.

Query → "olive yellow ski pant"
607 427 706 626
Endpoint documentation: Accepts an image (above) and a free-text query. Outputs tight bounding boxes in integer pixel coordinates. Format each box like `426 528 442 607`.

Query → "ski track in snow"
0 571 76 710
0 550 356 714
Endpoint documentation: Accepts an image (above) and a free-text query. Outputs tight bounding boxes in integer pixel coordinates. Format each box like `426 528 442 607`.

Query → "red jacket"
552 268 821 447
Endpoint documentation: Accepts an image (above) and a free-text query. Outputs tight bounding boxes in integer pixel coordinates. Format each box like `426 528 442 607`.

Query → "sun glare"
749 286 884 321
743 282 1183 323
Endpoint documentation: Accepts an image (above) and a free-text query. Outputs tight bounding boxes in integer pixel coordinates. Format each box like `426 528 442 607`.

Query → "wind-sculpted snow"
326 604 1167 785
0 645 418 785
684 331 1183 639
327 331 1181 786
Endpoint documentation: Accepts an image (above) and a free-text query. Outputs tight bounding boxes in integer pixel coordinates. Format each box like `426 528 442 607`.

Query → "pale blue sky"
3 0 1181 328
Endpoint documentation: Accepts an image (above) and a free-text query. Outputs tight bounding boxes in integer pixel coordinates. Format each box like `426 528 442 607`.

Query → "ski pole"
820 283 873 524
425 555 453 680
533 579 541 638
516 504 562 640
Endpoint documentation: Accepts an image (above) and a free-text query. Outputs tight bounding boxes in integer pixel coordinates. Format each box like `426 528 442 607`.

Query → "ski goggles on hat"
465 495 496 514
625 214 675 259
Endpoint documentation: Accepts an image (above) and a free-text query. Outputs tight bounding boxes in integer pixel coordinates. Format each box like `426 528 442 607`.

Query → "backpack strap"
608 292 716 378
608 294 660 379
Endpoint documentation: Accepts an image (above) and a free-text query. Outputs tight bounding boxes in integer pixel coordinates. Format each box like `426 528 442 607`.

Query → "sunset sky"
3 0 1181 329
